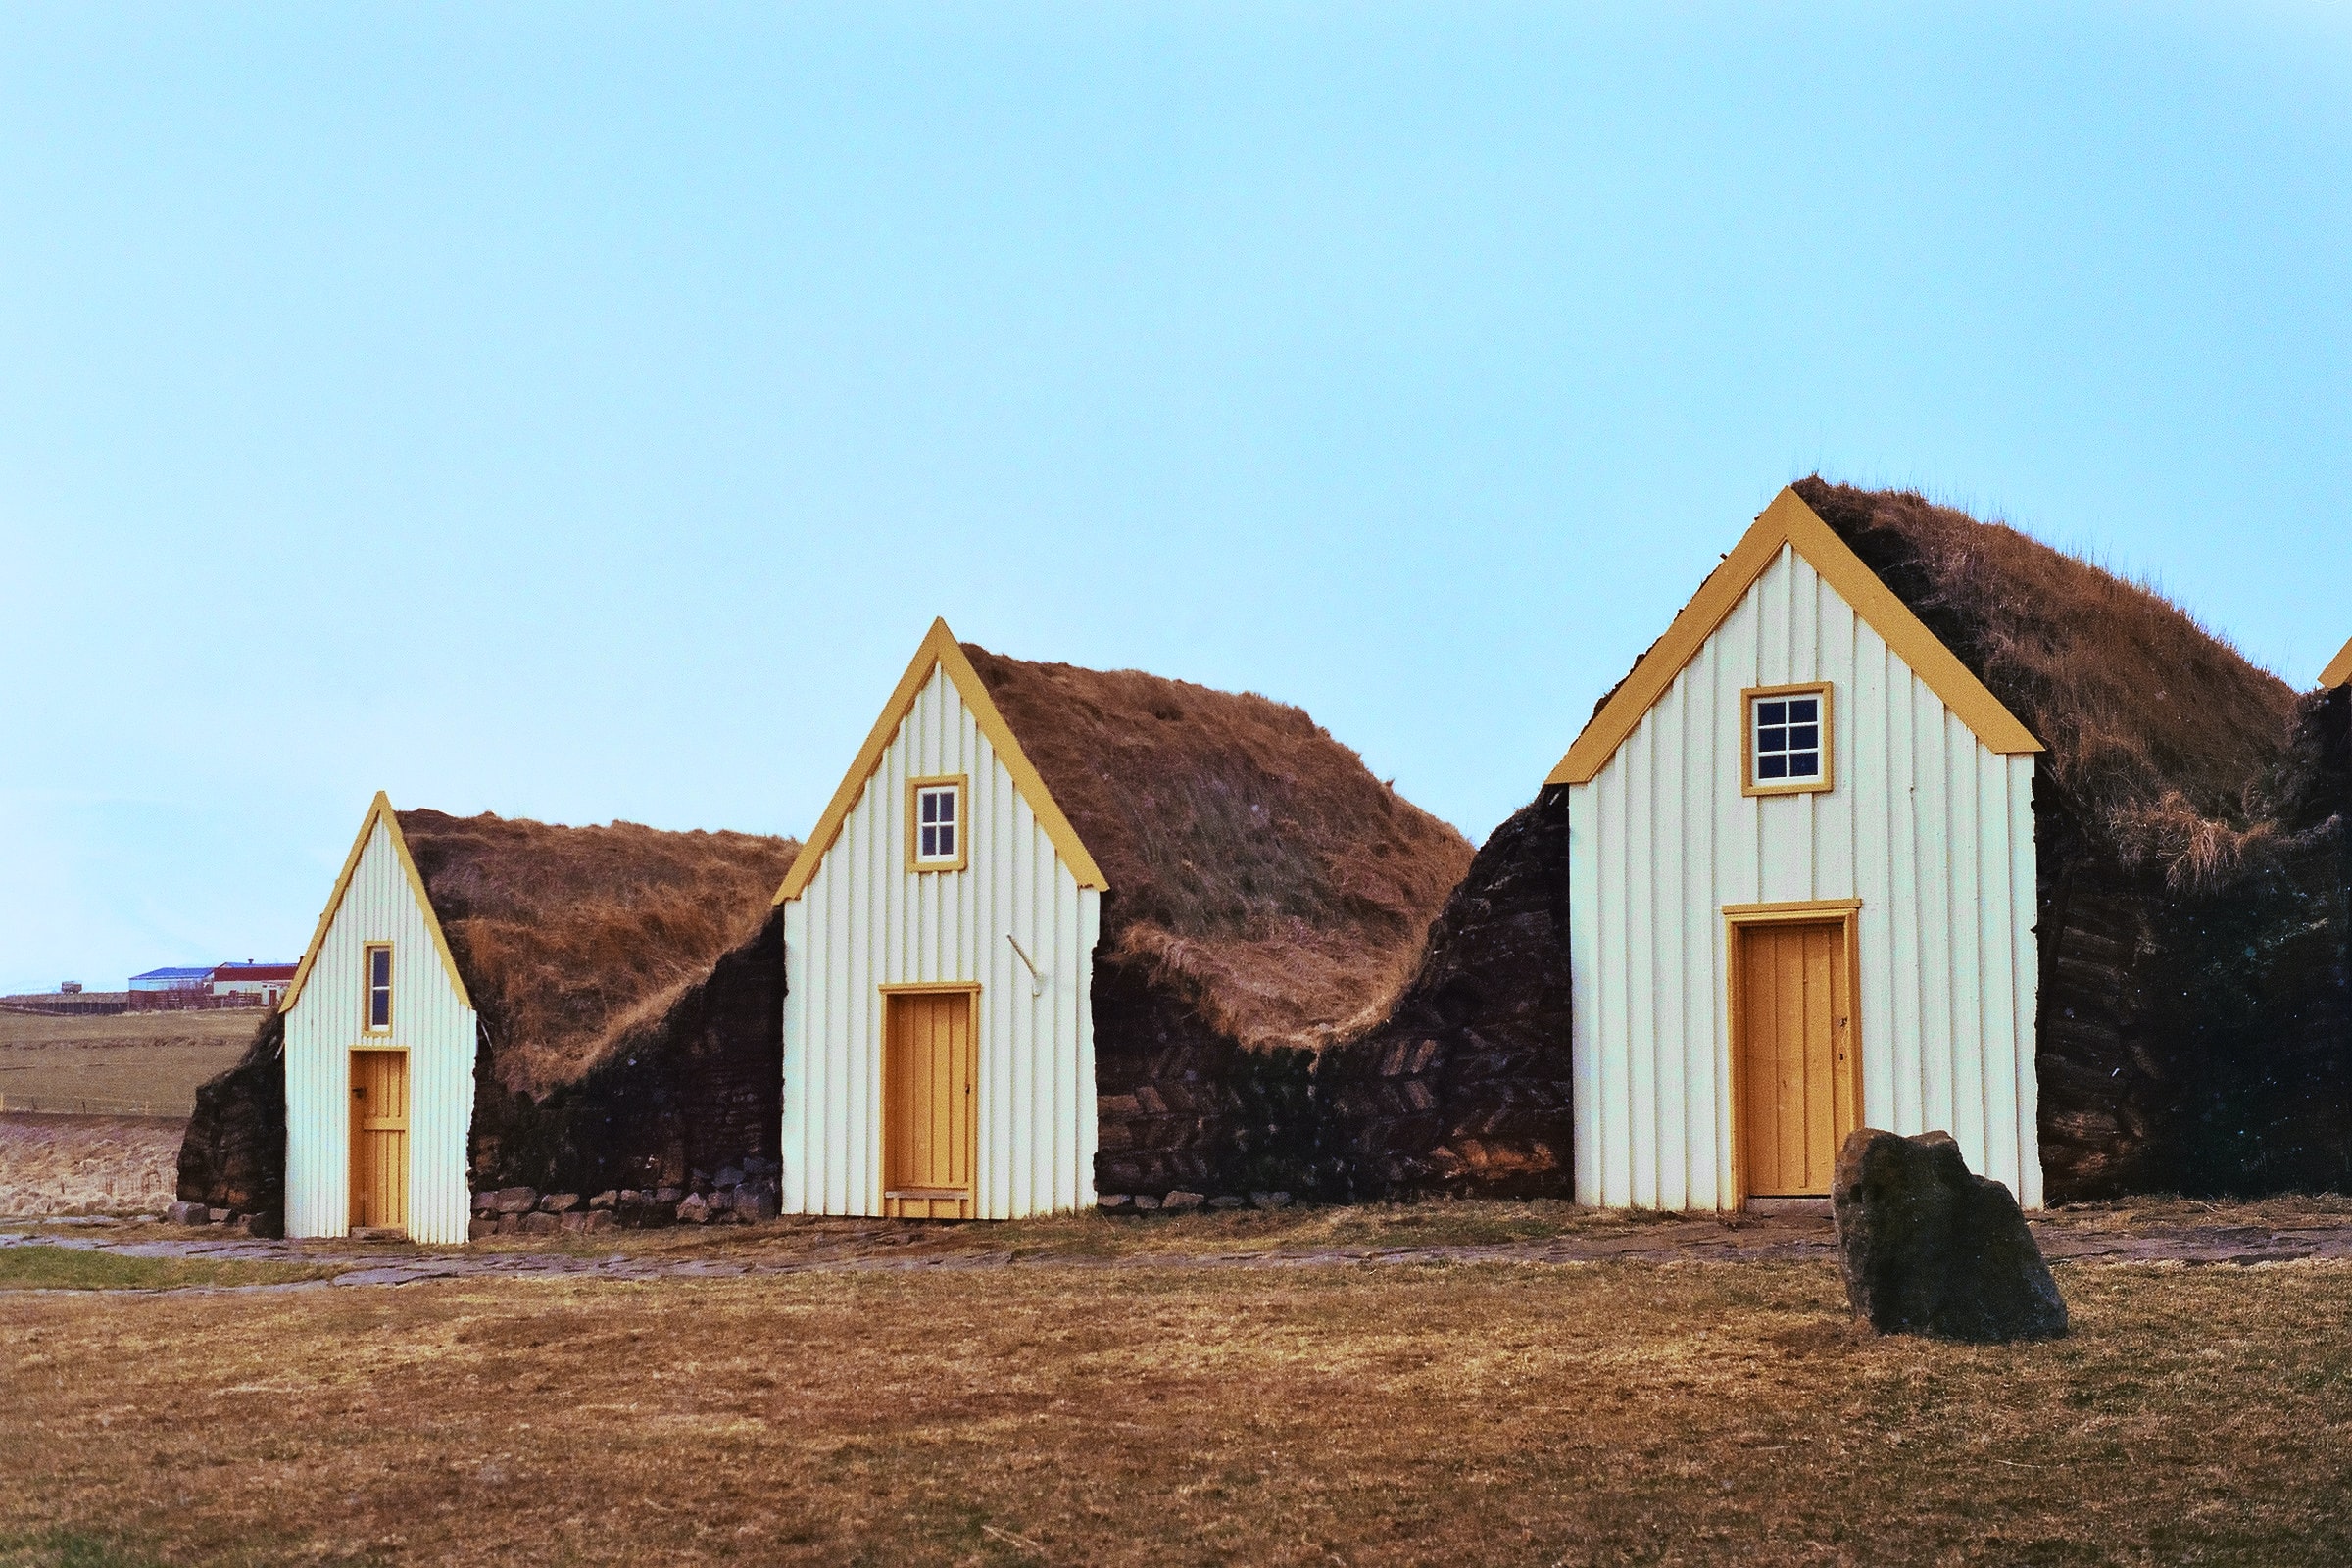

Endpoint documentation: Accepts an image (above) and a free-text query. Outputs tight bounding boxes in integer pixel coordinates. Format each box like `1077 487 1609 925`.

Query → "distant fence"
0 1093 194 1119
126 992 273 1014
0 995 130 1017
0 992 272 1017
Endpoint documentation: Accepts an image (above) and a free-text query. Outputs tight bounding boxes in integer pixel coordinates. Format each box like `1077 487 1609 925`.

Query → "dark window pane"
1790 755 1820 777
920 825 938 858
1788 698 1818 723
369 991 388 1027
370 948 390 987
939 823 956 857
1790 725 1819 751
1759 727 1787 753
1758 755 1787 779
938 790 955 824
921 793 938 825
1757 701 1786 726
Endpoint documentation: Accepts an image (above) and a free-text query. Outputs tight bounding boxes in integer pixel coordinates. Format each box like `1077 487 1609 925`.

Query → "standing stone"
1833 1129 2068 1343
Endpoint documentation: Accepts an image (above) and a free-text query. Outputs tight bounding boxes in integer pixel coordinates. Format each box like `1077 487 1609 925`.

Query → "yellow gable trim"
1547 487 2042 787
775 619 1109 904
279 792 475 1015
2321 636 2352 690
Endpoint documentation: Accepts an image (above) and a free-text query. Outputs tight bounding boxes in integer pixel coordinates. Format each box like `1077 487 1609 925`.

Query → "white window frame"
364 942 395 1033
1743 683 1835 797
906 776 969 872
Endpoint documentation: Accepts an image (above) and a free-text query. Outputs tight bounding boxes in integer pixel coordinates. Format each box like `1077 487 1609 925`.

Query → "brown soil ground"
0 1114 184 1218
0 1009 257 1116
1 1250 2346 1565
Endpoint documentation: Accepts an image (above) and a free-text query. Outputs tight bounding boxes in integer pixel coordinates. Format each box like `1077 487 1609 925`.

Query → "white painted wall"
782 664 1102 1219
1568 542 2041 1210
284 819 478 1244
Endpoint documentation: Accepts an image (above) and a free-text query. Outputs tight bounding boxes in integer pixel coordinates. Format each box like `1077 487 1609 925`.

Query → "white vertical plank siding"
284 819 477 1244
1568 549 2041 1209
781 665 1100 1219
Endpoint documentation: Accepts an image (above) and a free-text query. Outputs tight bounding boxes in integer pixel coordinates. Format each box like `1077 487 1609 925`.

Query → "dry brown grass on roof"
964 647 1474 1052
397 810 800 1097
1795 477 2297 869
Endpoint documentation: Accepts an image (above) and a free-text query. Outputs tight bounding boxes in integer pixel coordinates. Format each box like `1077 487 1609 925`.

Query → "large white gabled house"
1550 486 2048 1211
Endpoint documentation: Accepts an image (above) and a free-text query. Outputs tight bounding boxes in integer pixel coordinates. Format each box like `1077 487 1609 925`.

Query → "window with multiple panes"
1748 686 1831 792
913 783 961 865
365 944 393 1031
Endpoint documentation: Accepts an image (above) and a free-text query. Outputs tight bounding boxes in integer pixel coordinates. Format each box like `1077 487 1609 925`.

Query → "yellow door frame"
1723 899 1862 1203
348 1045 411 1235
878 982 980 1219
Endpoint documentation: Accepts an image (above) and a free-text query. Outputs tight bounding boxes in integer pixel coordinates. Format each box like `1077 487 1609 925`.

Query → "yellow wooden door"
884 992 974 1219
1737 922 1854 1198
349 1050 409 1233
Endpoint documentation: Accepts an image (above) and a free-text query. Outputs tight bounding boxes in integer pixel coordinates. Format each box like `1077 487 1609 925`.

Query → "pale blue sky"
3 4 2347 995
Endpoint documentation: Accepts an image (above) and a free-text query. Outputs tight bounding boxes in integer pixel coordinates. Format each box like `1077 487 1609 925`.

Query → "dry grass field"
2 1256 2349 1566
0 1115 185 1218
0 1010 257 1116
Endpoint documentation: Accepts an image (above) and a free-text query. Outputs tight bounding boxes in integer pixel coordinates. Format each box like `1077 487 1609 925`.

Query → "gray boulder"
518 1211 562 1236
1833 1129 2067 1343
539 1193 580 1214
676 1193 710 1224
491 1187 539 1215
164 1200 211 1226
1160 1190 1206 1213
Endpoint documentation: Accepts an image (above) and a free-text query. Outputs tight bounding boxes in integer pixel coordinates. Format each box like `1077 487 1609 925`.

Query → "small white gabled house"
278 793 479 1244
778 619 1107 1220
1552 487 2048 1211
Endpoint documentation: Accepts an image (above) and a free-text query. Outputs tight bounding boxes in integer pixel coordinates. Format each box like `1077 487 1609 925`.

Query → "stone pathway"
7 1209 2352 1293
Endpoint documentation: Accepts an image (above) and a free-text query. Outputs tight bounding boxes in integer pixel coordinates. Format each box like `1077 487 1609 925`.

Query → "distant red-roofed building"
211 961 298 1005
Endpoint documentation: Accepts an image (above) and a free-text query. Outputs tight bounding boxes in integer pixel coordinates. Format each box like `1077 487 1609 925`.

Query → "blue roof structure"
129 965 217 988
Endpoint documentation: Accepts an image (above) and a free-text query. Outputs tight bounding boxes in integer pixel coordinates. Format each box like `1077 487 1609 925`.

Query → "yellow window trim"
362 941 395 1034
279 792 473 1016
2321 636 2352 691
1547 487 2041 787
775 618 1109 905
906 775 971 873
1741 681 1836 798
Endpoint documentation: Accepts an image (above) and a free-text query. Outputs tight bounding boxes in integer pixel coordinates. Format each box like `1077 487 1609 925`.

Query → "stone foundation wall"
1091 954 1323 1202
174 1012 286 1221
1316 789 1577 1200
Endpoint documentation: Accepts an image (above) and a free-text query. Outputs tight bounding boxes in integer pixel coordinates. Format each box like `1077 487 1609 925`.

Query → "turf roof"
963 645 1474 1054
395 809 801 1096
